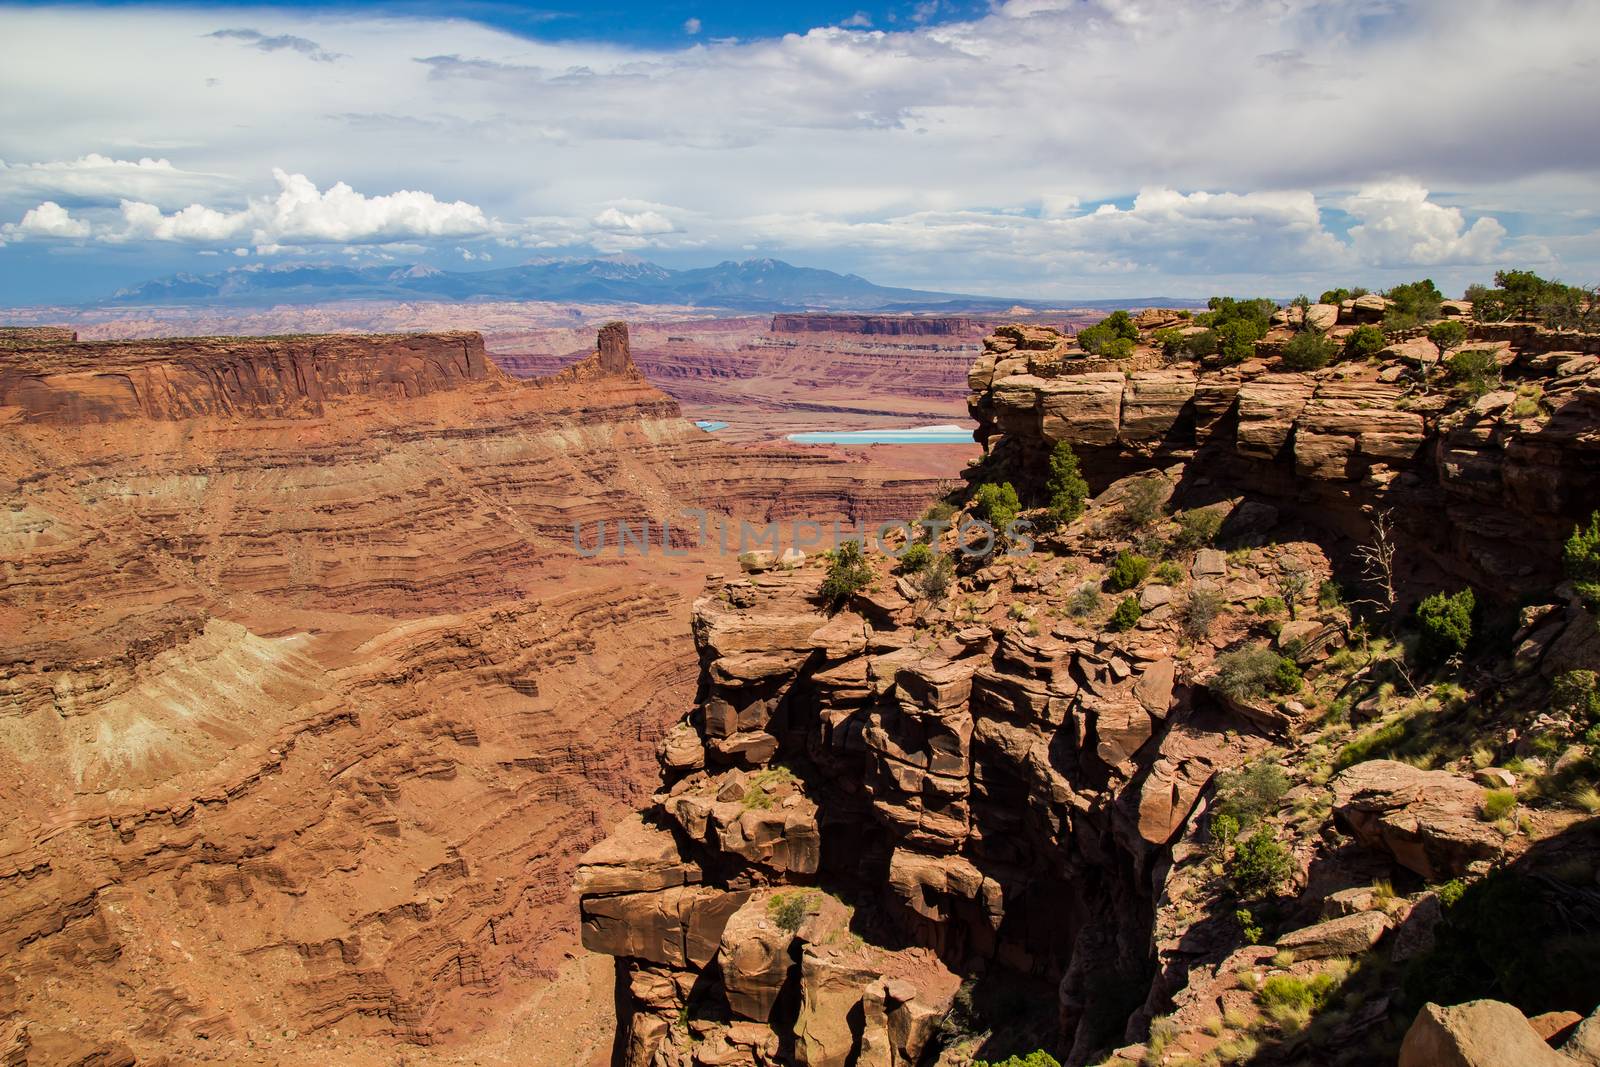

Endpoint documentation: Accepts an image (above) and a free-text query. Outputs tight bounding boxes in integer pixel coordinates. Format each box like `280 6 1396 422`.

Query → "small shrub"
1046 442 1090 525
973 1053 1060 1067
1213 813 1242 849
1480 788 1517 821
820 541 874 608
1181 585 1227 640
1106 550 1153 592
1152 560 1184 585
972 481 1021 534
1428 320 1468 351
1230 830 1294 900
1253 595 1287 617
1103 308 1139 340
1174 507 1225 550
1100 336 1136 359
897 542 934 574
1153 326 1188 358
1416 588 1474 665
767 890 817 933
1067 581 1102 618
1343 324 1386 360
1573 787 1600 814
1214 760 1291 828
1445 348 1500 398
1119 476 1167 529
1384 278 1444 329
1281 328 1337 371
1234 906 1262 943
1075 322 1115 355
1108 595 1142 632
922 498 958 525
1554 670 1600 726
1565 511 1600 611
1318 579 1344 609
1213 646 1302 702
917 553 955 601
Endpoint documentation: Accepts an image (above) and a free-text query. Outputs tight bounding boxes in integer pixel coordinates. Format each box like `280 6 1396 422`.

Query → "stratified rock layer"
0 322 951 1065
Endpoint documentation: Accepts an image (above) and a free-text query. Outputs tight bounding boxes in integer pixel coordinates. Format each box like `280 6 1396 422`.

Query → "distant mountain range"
99 256 1187 313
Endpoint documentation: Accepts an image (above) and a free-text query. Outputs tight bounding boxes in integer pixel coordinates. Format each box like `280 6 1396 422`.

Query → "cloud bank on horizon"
0 0 1597 302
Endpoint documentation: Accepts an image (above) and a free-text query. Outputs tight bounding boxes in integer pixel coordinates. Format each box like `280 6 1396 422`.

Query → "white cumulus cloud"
0 201 92 244
1343 182 1507 266
112 169 493 250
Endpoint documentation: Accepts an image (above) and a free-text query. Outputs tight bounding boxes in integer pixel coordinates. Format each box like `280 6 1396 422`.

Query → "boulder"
1385 336 1441 368
718 895 797 1022
793 948 881 1067
1350 293 1390 322
581 885 749 968
575 815 700 896
1139 584 1174 611
1331 760 1504 880
1306 303 1340 331
1399 1000 1572 1067
1120 369 1197 445
1038 373 1126 445
1192 549 1228 579
660 720 706 773
1235 375 1316 459
1274 911 1389 960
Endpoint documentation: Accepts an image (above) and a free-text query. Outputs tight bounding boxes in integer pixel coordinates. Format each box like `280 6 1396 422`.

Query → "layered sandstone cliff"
578 310 1600 1066
0 322 952 1065
965 317 1599 597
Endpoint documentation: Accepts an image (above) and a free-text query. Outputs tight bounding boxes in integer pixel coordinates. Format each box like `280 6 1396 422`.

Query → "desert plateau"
4 2 1600 1066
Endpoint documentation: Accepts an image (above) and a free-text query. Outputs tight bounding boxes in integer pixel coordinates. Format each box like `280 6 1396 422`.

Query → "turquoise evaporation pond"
694 420 729 431
786 425 975 445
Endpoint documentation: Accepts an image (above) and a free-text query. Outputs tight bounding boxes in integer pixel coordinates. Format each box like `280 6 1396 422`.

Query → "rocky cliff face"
0 330 496 422
578 309 1600 1066
0 322 955 1065
770 316 983 338
966 317 1598 598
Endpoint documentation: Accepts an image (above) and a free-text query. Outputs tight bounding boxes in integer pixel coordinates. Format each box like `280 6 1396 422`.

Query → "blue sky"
12 0 994 45
2 0 1598 304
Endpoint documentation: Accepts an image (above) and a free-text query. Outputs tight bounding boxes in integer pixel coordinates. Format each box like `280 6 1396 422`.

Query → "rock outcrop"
965 318 1600 597
580 311 1600 1066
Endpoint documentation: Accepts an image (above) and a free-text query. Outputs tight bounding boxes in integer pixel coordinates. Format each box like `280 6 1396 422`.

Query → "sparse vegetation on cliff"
1383 277 1444 329
1045 442 1089 525
1075 309 1139 357
1228 830 1294 900
1108 595 1142 632
972 481 1021 533
1212 646 1302 702
1195 296 1275 364
1343 323 1387 360
820 540 874 607
1466 268 1600 331
1566 511 1600 611
1106 550 1152 592
1280 327 1337 370
1416 588 1474 665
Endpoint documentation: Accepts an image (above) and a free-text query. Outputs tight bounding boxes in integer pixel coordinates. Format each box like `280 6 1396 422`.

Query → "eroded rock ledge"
579 312 1600 1067
967 317 1599 597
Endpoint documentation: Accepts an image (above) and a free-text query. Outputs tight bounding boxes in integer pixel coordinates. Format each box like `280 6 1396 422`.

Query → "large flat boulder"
1331 760 1504 880
1399 1000 1573 1066
1275 911 1390 960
